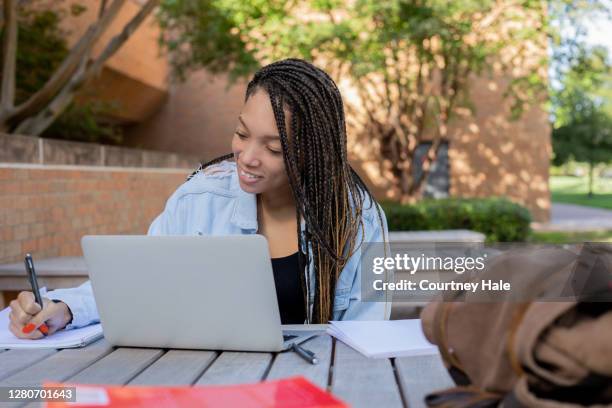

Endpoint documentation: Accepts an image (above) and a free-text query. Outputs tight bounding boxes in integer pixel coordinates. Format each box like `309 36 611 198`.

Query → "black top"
271 251 306 324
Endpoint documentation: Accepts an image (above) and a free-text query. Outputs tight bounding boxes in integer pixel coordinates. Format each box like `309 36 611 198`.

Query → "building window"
412 141 450 199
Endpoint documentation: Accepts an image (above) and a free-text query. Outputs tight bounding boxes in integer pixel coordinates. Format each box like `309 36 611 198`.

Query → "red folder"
44 376 347 407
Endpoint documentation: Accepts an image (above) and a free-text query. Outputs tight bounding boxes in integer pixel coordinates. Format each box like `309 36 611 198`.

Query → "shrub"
381 197 532 242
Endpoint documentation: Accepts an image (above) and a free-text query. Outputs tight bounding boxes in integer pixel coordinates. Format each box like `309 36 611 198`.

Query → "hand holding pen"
24 253 49 335
6 254 72 340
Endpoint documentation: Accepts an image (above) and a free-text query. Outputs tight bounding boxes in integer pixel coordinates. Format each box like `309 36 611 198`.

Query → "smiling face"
231 88 292 195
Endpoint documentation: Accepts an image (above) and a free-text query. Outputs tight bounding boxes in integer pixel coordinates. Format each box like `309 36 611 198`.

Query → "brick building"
53 1 551 221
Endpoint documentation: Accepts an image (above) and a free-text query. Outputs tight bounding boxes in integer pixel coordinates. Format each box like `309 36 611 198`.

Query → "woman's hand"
8 291 72 339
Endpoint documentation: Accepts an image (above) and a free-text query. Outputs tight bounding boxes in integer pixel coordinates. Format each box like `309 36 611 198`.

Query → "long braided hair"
190 58 387 323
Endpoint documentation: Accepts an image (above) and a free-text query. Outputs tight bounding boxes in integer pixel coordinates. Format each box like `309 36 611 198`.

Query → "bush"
381 197 532 242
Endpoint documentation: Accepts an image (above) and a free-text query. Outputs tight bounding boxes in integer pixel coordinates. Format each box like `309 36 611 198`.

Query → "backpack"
420 243 612 407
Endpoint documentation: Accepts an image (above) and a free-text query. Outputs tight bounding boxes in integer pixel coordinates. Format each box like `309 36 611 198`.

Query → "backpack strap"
425 386 503 408
433 302 465 374
506 302 530 376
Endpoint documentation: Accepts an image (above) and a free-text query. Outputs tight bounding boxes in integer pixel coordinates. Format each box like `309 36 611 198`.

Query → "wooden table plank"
266 335 332 389
0 349 57 382
195 352 272 385
0 340 113 387
129 350 218 386
65 348 164 385
395 354 455 408
3 343 110 408
331 341 404 408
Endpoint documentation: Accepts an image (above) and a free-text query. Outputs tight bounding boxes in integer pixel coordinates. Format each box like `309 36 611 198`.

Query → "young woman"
8 58 390 340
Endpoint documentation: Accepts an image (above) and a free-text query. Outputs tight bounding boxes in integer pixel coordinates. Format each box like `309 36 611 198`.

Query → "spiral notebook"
0 307 103 349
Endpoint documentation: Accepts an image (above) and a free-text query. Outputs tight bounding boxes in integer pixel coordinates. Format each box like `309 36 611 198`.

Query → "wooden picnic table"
0 329 454 408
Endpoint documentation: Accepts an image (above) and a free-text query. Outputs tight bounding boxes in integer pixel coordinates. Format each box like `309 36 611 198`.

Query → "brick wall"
0 133 199 264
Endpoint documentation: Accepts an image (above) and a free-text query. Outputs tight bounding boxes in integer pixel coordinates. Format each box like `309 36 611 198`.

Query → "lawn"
530 229 612 244
550 175 612 210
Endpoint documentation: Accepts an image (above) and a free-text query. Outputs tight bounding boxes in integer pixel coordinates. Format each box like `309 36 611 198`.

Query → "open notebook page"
327 319 438 358
0 307 103 349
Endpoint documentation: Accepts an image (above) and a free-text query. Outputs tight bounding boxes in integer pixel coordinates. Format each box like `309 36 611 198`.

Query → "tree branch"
16 0 159 136
0 0 31 29
391 38 405 113
360 74 387 120
1 0 18 112
99 0 108 18
382 48 394 118
6 0 125 128
85 0 159 81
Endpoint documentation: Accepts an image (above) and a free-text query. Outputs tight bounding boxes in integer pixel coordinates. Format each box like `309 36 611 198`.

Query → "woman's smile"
238 165 264 184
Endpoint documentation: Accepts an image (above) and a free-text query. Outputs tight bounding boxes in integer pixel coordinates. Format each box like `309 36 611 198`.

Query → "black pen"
291 342 318 365
24 253 49 335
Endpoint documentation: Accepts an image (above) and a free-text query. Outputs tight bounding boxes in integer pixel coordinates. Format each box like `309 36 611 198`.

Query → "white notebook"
0 307 103 349
327 319 439 358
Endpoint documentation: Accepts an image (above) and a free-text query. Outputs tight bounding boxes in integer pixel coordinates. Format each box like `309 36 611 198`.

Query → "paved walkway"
532 203 612 231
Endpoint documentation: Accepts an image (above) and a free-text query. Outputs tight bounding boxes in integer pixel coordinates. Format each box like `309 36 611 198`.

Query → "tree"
552 46 612 196
0 0 159 136
547 0 611 92
1 3 121 143
552 46 611 127
548 0 612 197
553 106 612 196
157 0 550 202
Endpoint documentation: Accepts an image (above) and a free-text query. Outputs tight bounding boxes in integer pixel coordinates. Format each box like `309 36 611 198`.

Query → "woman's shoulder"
174 160 238 201
186 159 236 182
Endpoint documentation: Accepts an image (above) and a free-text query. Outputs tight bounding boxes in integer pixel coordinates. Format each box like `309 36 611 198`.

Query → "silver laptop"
81 235 318 352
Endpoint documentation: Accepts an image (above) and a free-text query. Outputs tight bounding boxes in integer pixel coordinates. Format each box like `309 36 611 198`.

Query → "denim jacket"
49 160 391 329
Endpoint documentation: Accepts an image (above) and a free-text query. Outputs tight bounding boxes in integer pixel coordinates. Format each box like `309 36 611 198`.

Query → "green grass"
529 229 612 244
550 176 612 210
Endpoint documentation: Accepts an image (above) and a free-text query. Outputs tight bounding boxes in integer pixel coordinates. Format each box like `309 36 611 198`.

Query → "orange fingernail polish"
22 323 35 334
39 324 49 335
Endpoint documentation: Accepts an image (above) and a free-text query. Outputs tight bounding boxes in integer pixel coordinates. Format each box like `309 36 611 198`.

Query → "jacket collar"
229 165 307 244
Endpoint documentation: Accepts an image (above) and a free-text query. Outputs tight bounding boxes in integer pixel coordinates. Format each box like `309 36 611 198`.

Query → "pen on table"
24 253 49 336
291 342 318 365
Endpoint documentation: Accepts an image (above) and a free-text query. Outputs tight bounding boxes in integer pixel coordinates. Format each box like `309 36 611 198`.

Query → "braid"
251 58 387 322
212 58 387 323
